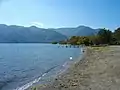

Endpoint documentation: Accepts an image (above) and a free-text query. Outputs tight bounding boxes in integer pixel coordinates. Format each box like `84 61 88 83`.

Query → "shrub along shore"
53 28 120 46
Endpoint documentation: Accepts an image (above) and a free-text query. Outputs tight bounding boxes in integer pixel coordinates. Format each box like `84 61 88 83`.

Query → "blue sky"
0 0 120 30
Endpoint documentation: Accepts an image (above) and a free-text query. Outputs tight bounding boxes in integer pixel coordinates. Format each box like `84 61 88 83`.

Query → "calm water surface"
0 44 82 90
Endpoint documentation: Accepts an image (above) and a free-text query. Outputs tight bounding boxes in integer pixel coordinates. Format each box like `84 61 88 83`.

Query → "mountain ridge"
0 24 100 43
55 25 99 37
0 24 67 43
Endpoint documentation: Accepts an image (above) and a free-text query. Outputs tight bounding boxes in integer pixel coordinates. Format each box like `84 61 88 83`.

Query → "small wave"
62 61 69 67
14 65 58 90
14 76 42 90
58 61 71 74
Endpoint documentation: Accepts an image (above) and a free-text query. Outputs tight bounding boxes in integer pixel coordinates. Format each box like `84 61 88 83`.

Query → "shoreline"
29 47 87 90
31 46 120 90
25 47 84 90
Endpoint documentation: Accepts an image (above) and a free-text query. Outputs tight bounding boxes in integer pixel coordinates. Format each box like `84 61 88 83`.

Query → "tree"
114 28 120 40
68 36 79 45
68 36 90 46
112 27 120 44
89 36 100 45
97 28 112 44
52 42 58 44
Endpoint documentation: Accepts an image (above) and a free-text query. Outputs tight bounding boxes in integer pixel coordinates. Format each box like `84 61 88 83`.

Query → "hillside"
0 24 67 43
0 24 100 43
55 26 99 37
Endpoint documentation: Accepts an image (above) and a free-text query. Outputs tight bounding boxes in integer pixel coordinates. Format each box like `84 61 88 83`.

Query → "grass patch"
90 46 109 52
31 87 37 90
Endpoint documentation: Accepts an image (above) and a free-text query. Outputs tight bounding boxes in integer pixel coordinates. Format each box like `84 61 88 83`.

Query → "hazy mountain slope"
55 26 99 37
0 24 100 43
0 24 67 43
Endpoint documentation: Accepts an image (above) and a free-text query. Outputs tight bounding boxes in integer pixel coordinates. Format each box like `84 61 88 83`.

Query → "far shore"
30 46 120 90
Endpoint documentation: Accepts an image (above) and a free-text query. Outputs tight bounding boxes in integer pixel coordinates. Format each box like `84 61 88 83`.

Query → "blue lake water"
0 44 82 90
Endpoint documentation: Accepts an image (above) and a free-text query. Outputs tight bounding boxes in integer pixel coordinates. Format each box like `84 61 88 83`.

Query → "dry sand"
31 46 120 90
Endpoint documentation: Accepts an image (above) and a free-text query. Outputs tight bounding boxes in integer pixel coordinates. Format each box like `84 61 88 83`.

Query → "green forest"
58 28 120 46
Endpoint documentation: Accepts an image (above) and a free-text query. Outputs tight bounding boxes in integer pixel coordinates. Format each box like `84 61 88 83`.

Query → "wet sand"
31 46 120 90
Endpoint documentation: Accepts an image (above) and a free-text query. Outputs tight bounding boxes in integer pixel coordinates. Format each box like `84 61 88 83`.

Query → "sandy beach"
31 46 120 90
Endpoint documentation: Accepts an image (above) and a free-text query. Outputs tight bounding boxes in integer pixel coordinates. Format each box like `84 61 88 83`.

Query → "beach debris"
70 56 73 60
71 82 78 86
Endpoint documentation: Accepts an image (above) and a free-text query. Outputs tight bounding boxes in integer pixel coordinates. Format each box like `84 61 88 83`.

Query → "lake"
0 44 82 90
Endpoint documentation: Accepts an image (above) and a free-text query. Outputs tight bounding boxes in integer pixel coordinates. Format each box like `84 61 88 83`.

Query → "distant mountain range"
55 26 100 37
0 24 100 43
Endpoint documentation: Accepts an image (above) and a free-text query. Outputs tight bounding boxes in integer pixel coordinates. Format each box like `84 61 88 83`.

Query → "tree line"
57 27 120 46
